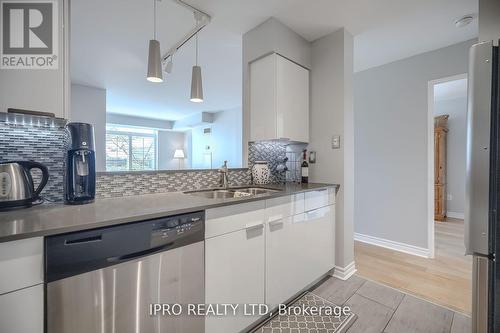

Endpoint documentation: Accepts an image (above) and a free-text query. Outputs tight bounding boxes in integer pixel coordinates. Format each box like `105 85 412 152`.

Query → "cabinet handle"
305 207 329 219
245 223 264 231
269 220 284 227
268 215 283 223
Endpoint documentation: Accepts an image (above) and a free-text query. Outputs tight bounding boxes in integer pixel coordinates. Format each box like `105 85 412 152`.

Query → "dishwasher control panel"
150 211 204 248
46 211 205 283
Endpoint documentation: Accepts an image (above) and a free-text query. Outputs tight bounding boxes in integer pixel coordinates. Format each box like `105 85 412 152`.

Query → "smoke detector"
455 15 474 28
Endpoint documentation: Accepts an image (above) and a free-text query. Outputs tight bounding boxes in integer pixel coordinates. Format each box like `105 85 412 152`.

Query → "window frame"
105 125 158 171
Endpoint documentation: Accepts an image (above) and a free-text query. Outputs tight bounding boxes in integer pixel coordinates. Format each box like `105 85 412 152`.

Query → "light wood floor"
355 218 472 314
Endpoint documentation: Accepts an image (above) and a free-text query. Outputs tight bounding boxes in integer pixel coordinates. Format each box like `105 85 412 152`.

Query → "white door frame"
427 73 468 258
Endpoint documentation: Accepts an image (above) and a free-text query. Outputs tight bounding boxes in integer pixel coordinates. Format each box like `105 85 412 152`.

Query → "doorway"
427 74 468 256
426 74 472 313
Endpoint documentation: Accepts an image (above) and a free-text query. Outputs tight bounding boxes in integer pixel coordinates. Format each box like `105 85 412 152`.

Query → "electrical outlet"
332 135 340 149
447 194 452 201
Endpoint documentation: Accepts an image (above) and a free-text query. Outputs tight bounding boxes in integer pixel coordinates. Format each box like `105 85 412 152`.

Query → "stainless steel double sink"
185 187 281 199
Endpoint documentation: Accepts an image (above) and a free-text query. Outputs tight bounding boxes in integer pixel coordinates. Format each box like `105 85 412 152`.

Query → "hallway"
354 218 472 314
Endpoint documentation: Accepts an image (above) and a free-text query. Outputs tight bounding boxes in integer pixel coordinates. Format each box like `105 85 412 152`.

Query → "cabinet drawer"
265 194 305 223
0 238 43 295
304 188 332 211
0 284 44 333
206 201 266 238
292 193 305 214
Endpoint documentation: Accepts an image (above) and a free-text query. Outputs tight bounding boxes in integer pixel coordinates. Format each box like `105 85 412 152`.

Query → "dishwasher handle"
107 242 174 264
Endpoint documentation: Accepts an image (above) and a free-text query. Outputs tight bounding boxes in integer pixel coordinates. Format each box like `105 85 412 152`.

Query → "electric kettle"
0 161 49 210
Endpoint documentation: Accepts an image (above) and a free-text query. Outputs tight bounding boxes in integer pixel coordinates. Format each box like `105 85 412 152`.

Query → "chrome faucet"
218 160 229 188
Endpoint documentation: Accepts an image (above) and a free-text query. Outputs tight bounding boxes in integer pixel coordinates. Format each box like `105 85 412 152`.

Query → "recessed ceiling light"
455 15 474 28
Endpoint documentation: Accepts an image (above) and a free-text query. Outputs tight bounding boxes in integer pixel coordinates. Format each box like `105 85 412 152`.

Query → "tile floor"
313 275 471 333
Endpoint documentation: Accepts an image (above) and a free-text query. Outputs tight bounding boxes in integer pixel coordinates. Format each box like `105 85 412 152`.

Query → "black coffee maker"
65 123 96 204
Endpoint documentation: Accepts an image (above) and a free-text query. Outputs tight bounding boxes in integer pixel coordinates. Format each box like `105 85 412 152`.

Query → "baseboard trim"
332 261 357 280
446 211 464 219
354 233 431 258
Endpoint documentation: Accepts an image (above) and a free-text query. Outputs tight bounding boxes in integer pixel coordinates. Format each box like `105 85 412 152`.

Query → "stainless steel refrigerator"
466 39 500 333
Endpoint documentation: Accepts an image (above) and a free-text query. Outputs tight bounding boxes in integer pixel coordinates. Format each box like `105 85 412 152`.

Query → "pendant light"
190 32 203 102
147 0 163 83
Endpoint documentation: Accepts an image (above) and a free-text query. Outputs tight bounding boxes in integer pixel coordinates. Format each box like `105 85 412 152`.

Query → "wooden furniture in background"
434 115 449 221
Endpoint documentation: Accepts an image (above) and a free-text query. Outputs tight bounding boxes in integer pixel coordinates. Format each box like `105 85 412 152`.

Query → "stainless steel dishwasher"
45 211 205 333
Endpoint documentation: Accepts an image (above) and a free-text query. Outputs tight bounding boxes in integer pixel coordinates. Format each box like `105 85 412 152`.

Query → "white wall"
70 84 106 171
434 95 467 216
242 18 311 166
310 28 355 271
107 113 173 130
354 39 475 250
191 108 243 169
157 131 188 170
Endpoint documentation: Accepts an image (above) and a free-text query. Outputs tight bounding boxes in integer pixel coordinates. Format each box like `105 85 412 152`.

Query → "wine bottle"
301 149 309 183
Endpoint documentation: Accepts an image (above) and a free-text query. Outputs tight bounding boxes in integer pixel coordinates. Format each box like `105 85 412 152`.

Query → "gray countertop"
0 183 339 243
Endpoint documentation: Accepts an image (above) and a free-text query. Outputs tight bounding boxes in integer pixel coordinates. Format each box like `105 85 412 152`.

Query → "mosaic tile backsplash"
248 141 308 183
0 122 66 202
0 122 306 201
96 169 251 199
96 142 298 199
248 142 287 183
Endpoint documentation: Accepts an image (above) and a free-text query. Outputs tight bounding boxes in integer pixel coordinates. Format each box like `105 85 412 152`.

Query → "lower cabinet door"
304 205 335 282
266 216 297 308
205 225 265 333
0 284 43 333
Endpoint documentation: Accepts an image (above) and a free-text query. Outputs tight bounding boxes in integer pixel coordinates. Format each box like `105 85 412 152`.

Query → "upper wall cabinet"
0 0 68 119
250 53 309 143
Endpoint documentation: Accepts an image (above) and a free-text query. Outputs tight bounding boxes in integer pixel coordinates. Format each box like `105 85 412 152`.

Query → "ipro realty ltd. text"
150 303 351 318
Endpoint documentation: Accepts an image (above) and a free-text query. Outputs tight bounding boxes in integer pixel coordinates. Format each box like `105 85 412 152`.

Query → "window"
105 125 157 171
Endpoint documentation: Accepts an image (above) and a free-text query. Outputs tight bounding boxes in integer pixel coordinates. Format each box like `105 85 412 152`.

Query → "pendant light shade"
190 65 203 102
147 39 163 82
146 0 162 83
190 32 203 102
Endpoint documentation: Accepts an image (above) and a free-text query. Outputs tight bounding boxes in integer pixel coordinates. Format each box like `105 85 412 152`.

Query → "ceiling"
71 0 478 120
71 0 243 120
434 78 468 101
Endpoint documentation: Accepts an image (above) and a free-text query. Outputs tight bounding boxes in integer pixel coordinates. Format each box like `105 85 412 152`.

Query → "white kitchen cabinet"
0 238 44 333
266 214 309 307
0 283 44 333
249 53 309 142
205 203 266 333
265 193 334 308
304 205 335 282
0 0 69 118
304 188 335 212
0 237 43 295
205 189 335 331
205 201 265 238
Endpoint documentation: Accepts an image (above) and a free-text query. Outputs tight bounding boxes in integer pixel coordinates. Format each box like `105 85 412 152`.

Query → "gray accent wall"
310 28 355 269
479 0 500 44
354 39 476 249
